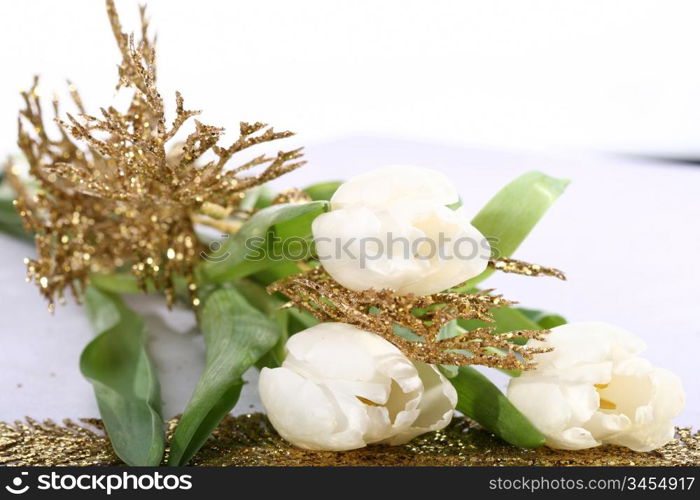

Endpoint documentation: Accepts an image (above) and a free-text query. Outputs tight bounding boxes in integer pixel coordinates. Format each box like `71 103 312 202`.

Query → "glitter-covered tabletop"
1 414 698 466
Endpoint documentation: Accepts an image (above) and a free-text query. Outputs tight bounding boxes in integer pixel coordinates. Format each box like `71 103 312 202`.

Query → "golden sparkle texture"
5 0 305 308
1 415 697 466
489 257 567 280
268 268 551 369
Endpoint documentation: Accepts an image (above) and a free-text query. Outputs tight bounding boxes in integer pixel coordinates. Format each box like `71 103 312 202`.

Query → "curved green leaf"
203 201 328 283
446 365 545 448
469 171 569 285
81 287 165 466
459 306 539 336
90 273 143 294
303 180 342 201
168 288 281 465
517 307 567 329
459 306 545 376
0 198 32 241
234 279 289 368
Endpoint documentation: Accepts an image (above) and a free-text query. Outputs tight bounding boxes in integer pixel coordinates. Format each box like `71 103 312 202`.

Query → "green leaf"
250 260 303 286
303 180 342 201
459 306 543 376
517 308 567 329
0 198 31 241
90 273 143 294
459 306 540 338
81 287 165 466
234 279 289 368
287 307 319 334
168 288 281 465
202 201 328 283
446 365 545 448
253 185 278 209
469 171 569 285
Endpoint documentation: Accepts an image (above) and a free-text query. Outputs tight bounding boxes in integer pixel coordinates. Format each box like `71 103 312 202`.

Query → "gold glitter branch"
489 257 566 280
268 268 550 369
8 0 305 308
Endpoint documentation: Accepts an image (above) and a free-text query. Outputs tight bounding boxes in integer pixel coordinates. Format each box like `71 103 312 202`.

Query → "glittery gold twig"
7 0 305 309
270 187 312 205
489 257 566 280
267 268 550 369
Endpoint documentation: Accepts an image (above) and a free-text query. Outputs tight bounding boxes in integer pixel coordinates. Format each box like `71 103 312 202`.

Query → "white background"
2 0 700 154
0 2 698 430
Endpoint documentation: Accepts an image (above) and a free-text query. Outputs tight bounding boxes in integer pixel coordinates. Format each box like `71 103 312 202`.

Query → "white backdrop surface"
3 1 700 155
1 138 698 427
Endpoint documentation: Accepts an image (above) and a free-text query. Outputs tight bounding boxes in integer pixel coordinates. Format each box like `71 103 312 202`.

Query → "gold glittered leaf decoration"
267 268 551 369
489 257 566 280
6 0 305 309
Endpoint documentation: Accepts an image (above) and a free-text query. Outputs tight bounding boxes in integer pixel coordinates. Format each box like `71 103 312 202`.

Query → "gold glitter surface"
268 268 550 369
1 414 697 467
489 257 566 280
6 0 304 308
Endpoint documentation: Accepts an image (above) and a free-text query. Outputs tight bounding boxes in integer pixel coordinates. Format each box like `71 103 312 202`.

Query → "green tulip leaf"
446 365 545 448
517 308 567 329
203 201 328 283
81 286 165 466
459 306 540 339
469 171 569 285
234 279 289 368
0 198 32 241
303 180 342 201
168 287 281 465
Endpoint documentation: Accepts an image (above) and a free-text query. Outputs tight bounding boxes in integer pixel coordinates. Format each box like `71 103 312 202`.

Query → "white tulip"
507 322 685 452
312 165 490 296
330 165 460 210
258 322 458 451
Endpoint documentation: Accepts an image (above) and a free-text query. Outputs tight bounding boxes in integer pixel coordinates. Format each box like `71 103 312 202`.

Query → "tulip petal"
508 377 573 438
585 411 631 440
259 323 458 450
383 363 456 445
259 367 368 451
649 367 685 421
605 421 676 452
508 322 684 453
551 427 600 450
330 165 459 210
312 165 490 295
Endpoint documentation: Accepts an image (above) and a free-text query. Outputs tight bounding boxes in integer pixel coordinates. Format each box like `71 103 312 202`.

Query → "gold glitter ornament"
1 415 697 466
270 187 313 205
6 0 305 308
268 268 551 369
489 257 566 280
